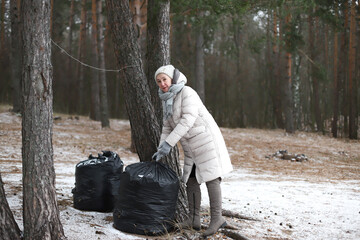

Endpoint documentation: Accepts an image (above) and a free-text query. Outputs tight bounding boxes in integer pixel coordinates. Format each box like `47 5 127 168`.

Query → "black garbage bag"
72 151 124 212
113 161 179 236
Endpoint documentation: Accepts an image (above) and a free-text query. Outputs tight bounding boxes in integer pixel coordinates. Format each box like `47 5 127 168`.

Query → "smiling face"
156 73 172 92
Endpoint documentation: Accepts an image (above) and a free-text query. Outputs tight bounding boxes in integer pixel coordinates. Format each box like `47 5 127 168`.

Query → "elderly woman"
152 65 233 237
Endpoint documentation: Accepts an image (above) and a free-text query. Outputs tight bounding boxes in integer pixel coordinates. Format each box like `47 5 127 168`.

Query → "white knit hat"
154 65 175 81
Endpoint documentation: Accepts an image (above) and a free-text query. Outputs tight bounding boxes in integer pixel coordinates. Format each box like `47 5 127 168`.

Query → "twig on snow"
222 209 260 221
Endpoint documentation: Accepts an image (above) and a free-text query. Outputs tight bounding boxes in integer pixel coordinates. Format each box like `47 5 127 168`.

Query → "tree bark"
348 0 357 139
0 172 21 240
114 72 121 118
0 0 5 51
272 10 284 129
21 0 65 239
129 0 148 150
308 13 323 132
90 0 101 121
67 0 76 113
233 18 244 128
97 0 110 128
10 0 22 113
341 1 349 137
332 7 339 138
264 15 272 128
355 1 360 138
284 13 294 134
146 0 170 125
77 0 87 114
67 0 74 68
129 0 147 56
50 0 54 35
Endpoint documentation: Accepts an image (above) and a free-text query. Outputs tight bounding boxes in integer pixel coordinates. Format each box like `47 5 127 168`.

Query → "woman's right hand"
152 141 172 161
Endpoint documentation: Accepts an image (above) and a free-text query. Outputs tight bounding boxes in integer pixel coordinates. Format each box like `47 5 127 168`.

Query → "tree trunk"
332 7 339 138
146 0 170 125
77 0 87 114
233 19 244 128
354 1 360 139
284 13 294 134
129 0 147 56
10 0 22 113
195 26 205 103
284 52 294 134
341 1 349 137
105 0 160 162
67 0 74 68
106 0 187 221
1 0 5 51
21 0 65 239
272 11 284 129
50 0 54 35
308 13 323 132
97 0 110 128
0 173 21 240
129 0 148 150
90 0 100 121
115 72 121 118
277 20 287 131
348 0 357 139
264 15 272 128
67 0 75 113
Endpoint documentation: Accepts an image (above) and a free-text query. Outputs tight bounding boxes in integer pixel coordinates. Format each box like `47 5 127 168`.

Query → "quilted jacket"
160 76 233 184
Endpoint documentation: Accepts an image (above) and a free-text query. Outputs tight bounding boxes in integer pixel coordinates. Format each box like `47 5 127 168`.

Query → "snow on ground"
1 106 360 240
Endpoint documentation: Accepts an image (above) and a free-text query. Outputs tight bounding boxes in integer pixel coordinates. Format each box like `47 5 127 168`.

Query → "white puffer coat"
160 76 233 184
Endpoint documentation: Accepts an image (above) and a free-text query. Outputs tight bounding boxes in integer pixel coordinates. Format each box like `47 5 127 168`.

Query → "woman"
152 65 233 237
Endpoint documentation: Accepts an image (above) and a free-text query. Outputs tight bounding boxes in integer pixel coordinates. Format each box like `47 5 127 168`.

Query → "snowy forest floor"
1 104 360 240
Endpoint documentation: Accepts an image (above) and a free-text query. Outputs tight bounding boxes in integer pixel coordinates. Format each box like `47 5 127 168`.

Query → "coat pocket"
186 125 206 139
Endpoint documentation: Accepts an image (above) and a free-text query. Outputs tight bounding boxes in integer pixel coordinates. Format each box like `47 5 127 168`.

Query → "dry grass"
1 104 359 184
221 127 360 182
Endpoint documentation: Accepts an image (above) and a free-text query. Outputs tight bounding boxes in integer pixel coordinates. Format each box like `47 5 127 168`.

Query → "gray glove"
152 141 172 161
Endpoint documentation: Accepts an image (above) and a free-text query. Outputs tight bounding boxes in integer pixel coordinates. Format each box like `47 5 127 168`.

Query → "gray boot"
202 178 226 237
178 177 201 230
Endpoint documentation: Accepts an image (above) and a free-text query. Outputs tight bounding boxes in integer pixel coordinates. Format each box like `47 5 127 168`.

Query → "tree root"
222 209 260 221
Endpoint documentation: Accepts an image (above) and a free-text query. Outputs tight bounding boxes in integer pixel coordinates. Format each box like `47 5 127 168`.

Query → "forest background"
0 0 359 139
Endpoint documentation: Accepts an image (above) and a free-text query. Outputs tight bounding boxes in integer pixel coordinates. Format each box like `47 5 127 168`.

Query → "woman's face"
156 73 172 92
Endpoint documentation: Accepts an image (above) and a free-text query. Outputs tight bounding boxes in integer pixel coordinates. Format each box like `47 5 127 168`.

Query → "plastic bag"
113 161 179 236
72 151 123 212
